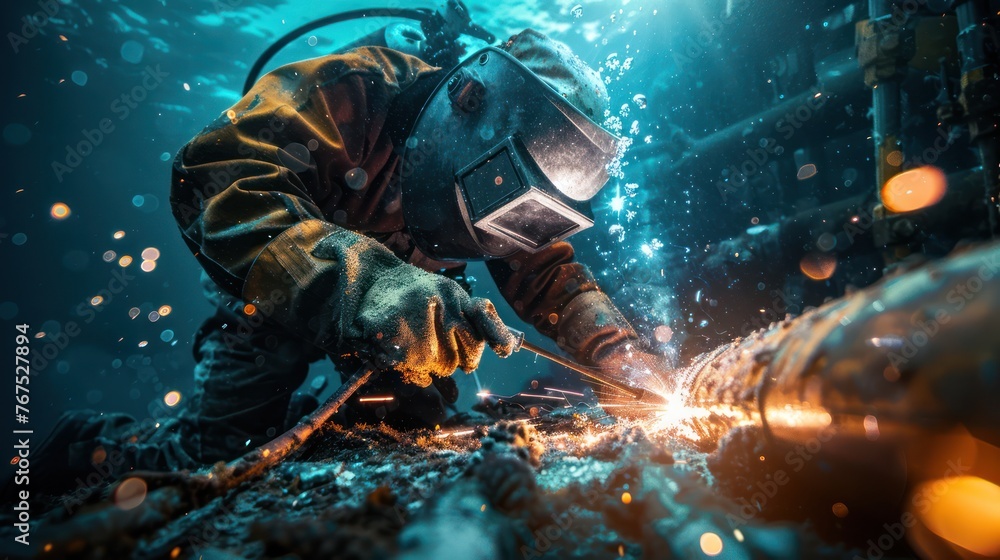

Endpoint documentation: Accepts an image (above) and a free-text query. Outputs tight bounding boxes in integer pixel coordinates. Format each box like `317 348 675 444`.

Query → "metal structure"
609 0 1000 359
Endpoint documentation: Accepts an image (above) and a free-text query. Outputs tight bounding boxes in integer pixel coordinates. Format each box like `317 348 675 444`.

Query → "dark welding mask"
400 47 621 260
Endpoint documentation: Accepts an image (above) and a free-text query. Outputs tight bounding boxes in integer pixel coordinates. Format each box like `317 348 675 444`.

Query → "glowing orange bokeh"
700 532 724 556
50 202 71 219
912 476 1000 557
164 390 182 407
881 166 947 213
114 478 148 511
800 252 837 281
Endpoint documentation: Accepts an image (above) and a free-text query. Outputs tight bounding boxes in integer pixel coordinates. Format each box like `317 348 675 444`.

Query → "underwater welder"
22 30 663 492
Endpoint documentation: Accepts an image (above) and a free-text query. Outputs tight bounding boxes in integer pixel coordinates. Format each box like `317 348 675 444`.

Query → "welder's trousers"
183 271 327 463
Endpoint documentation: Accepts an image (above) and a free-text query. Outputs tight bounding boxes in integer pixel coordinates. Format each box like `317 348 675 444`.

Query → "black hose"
243 8 432 95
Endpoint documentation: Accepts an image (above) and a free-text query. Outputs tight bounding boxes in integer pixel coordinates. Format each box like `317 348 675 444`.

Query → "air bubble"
816 232 837 251
114 478 148 510
120 40 145 63
277 143 312 173
345 167 368 190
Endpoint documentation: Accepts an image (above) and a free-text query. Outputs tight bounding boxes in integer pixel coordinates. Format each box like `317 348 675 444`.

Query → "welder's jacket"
170 47 636 368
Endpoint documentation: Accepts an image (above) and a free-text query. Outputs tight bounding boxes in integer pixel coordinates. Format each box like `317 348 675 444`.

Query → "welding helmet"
400 38 621 260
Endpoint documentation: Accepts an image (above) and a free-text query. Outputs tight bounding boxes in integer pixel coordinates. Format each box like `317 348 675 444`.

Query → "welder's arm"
170 47 512 386
486 243 659 379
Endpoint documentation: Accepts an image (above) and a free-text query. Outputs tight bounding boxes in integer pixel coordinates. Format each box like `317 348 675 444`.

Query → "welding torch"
506 328 651 402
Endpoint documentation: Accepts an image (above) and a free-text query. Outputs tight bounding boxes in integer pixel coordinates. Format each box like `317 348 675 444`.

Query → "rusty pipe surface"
672 240 1000 449
682 240 1000 558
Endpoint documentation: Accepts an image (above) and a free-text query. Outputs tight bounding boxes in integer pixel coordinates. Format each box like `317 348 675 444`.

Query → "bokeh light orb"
700 532 724 556
50 202 71 219
800 252 837 281
163 390 182 407
114 478 148 510
881 166 948 213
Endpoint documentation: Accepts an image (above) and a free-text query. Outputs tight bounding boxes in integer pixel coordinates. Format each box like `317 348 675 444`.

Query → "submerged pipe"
955 0 1000 236
630 51 869 172
669 241 1000 555
862 0 911 195
676 240 1000 447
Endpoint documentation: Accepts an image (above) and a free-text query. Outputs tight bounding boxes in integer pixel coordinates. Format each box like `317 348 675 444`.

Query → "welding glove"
300 225 514 387
352 257 516 387
244 222 515 388
554 290 666 388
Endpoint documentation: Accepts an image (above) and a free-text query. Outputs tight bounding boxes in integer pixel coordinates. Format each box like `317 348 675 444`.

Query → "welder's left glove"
243 221 516 388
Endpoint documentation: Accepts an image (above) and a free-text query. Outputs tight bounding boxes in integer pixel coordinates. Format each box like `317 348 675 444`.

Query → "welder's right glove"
351 257 516 387
243 220 515 388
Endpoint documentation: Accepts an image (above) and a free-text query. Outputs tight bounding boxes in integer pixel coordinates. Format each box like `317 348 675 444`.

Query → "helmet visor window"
487 198 582 249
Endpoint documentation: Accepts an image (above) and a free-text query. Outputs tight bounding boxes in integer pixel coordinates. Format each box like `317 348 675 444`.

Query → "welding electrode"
506 328 648 401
